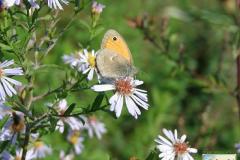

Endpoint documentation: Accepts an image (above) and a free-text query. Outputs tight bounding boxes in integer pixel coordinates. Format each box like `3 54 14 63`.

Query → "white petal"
109 93 119 111
3 77 22 86
91 84 115 92
186 153 194 160
3 78 17 95
56 120 64 133
156 135 173 146
163 129 176 143
134 90 148 102
58 99 68 111
3 68 23 76
180 134 187 143
1 79 13 97
187 148 197 153
0 60 14 68
0 84 6 101
135 88 147 93
125 96 140 119
82 67 91 74
87 68 94 80
133 79 143 86
115 94 123 118
131 94 149 110
174 129 178 142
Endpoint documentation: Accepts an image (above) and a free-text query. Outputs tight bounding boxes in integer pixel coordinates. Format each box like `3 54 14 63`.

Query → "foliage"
0 0 239 160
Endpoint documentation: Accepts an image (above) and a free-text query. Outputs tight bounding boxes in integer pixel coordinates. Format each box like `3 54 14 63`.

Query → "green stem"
21 124 31 160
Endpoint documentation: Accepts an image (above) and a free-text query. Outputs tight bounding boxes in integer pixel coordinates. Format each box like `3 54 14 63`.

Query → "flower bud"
91 1 105 15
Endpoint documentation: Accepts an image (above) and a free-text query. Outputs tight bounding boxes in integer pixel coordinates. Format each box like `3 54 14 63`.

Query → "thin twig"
21 124 30 160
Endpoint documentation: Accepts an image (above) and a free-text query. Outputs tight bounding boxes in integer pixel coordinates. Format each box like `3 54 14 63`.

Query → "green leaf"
75 0 81 9
0 115 9 129
94 26 105 37
0 141 10 153
145 150 159 160
64 103 76 115
102 109 117 119
12 106 30 117
91 93 105 111
78 20 90 30
0 43 12 51
49 116 58 132
32 9 39 25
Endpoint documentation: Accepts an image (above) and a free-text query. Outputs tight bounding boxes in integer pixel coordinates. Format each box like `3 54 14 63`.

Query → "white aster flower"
80 49 98 81
0 102 11 120
47 0 69 10
62 51 87 72
67 130 84 155
29 141 52 159
0 111 25 144
80 115 106 139
91 77 149 119
59 150 74 160
0 60 23 101
55 99 83 133
0 149 34 160
155 129 197 160
2 0 20 8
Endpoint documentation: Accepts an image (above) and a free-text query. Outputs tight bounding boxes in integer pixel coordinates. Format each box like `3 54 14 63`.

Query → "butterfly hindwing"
96 49 135 79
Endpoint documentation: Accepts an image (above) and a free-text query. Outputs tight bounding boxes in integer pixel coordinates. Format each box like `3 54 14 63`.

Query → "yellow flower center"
0 68 4 78
87 53 96 67
34 141 44 148
174 142 188 155
69 131 80 145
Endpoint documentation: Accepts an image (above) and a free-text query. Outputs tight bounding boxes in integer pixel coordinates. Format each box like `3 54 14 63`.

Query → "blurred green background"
30 0 240 159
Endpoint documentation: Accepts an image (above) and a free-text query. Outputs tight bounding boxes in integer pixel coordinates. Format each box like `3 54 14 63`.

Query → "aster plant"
0 0 200 160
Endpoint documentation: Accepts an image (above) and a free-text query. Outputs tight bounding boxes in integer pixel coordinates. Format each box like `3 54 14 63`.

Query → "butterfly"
96 29 137 81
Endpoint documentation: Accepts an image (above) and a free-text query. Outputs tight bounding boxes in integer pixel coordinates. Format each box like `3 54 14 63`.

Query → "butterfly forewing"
101 29 133 63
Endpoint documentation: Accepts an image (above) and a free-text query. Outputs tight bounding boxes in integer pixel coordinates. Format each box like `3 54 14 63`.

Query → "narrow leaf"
64 103 76 115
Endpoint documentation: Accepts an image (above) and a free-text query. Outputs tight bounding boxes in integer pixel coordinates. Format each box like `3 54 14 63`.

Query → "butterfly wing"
96 49 136 79
101 29 133 64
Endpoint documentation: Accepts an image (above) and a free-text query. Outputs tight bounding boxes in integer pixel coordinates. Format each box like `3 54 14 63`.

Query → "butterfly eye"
113 37 117 41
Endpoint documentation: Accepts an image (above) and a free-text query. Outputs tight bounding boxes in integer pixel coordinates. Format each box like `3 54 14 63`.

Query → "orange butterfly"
96 29 137 80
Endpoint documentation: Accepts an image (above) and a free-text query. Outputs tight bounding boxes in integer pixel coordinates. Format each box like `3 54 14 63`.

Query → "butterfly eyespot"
113 36 117 41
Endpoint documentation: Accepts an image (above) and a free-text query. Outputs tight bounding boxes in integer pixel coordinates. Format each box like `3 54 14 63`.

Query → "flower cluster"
0 0 223 159
52 99 107 156
0 107 52 159
0 99 107 159
63 49 149 119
